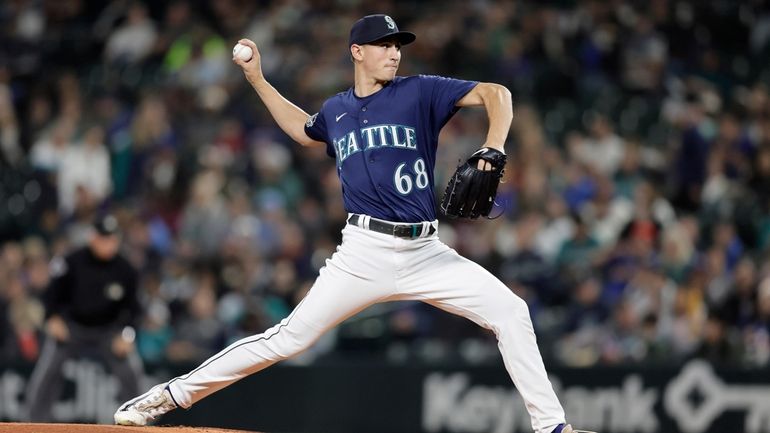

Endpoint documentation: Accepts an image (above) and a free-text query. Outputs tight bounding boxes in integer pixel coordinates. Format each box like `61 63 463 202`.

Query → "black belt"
347 214 436 239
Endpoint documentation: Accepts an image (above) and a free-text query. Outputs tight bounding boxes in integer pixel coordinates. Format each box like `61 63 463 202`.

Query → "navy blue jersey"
305 75 478 223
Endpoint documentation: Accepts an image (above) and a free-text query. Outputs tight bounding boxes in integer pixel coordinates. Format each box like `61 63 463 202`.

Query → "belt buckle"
391 224 415 239
405 224 419 239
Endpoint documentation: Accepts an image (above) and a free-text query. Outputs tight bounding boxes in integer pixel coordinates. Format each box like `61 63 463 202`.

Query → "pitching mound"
0 424 261 433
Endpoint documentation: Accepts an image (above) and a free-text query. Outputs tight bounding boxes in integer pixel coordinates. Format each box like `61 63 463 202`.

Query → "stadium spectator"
104 1 158 65
0 0 769 369
57 125 112 216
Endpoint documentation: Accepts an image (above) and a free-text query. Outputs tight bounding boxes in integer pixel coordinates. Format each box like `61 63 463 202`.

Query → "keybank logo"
422 360 770 433
665 361 770 433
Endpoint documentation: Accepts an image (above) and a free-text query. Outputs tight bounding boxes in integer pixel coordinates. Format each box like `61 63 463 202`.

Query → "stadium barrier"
1 360 769 433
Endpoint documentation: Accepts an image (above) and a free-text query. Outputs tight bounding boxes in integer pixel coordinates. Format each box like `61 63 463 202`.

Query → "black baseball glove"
440 147 507 219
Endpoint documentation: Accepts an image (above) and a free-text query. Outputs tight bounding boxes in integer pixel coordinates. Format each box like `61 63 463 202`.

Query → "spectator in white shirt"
104 2 157 64
58 126 112 216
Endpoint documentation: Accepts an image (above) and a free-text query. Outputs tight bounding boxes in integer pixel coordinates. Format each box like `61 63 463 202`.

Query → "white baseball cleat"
114 383 178 426
563 424 598 433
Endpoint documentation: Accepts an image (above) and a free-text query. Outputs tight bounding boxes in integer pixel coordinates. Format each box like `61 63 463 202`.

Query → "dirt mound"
0 423 261 433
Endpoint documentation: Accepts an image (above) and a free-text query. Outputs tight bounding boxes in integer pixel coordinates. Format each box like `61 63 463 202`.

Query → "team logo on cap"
103 215 118 232
384 15 396 30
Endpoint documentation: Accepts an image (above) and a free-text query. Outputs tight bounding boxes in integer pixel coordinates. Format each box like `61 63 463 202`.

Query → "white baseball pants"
166 221 565 433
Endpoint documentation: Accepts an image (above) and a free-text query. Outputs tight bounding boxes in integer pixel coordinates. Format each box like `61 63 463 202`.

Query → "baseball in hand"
233 43 253 62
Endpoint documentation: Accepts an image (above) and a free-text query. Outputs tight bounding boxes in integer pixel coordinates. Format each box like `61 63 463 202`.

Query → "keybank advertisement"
422 361 770 433
0 360 769 433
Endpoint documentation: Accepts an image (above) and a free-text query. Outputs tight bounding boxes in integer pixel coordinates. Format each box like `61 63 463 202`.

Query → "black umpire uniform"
25 215 143 421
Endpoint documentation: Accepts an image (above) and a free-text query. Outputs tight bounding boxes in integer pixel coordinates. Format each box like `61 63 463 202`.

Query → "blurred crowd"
2 0 770 368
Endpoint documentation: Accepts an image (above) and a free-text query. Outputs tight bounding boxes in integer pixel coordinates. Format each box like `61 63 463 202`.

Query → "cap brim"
361 31 416 46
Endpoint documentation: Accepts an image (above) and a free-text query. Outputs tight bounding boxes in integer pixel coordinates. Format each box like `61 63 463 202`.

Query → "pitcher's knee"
487 292 532 328
269 327 317 359
501 292 530 315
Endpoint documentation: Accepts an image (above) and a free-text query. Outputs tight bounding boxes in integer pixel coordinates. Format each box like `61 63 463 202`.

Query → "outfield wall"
1 360 769 433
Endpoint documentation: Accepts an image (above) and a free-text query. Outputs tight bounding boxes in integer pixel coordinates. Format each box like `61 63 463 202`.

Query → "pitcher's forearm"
480 84 512 152
249 78 317 146
456 82 513 152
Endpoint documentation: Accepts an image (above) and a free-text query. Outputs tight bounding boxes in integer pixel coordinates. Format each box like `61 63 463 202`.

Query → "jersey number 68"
394 158 429 195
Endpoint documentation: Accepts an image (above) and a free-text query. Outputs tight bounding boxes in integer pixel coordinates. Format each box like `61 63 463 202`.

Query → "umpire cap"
349 14 416 47
93 214 121 236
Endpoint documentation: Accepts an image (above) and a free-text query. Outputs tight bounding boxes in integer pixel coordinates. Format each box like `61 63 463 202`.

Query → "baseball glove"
440 147 507 219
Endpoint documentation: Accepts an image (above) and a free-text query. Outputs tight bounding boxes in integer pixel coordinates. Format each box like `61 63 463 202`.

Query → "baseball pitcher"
115 14 593 433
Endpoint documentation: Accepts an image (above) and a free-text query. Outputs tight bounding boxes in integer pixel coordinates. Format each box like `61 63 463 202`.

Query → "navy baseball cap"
349 14 416 47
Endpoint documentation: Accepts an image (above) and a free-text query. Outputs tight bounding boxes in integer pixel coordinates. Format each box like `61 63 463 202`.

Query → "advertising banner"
1 360 769 433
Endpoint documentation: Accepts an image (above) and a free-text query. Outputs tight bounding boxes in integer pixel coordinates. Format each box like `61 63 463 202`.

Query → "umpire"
25 214 143 421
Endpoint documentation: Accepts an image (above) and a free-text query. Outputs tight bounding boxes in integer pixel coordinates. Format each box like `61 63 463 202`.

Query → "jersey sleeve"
418 74 479 131
304 110 335 157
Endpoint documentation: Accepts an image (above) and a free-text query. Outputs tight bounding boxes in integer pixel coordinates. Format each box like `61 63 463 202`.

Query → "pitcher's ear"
351 44 364 62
